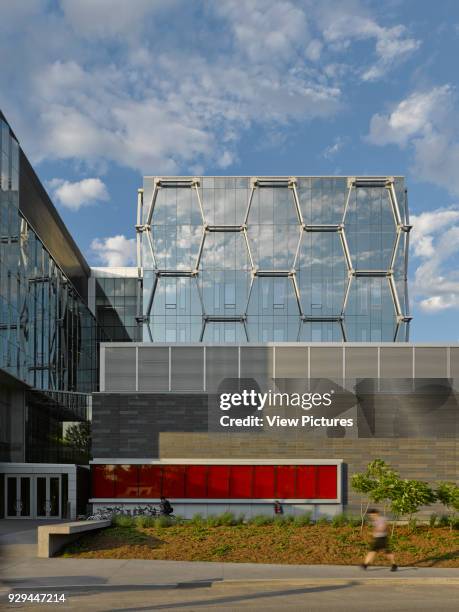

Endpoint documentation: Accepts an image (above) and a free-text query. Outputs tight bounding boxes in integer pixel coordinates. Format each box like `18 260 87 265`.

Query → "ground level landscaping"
61 515 459 567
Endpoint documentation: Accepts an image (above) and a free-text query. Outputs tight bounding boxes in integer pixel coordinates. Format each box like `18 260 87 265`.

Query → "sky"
0 0 458 342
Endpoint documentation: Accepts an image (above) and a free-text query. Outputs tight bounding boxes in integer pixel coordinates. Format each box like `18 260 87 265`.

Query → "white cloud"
216 0 309 63
318 9 420 81
217 150 236 169
322 136 345 159
59 0 165 39
410 207 459 312
0 1 421 174
367 85 459 197
90 235 136 267
48 177 109 211
367 86 451 147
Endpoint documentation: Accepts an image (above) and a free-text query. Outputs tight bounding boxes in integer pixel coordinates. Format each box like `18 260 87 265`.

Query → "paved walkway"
1 520 458 593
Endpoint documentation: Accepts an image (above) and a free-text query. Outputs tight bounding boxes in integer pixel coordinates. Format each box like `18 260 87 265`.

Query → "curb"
4 576 459 594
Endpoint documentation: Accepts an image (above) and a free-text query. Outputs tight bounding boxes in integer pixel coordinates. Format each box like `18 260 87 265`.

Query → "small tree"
351 459 400 531
389 479 436 535
63 421 91 456
351 473 375 530
436 482 459 530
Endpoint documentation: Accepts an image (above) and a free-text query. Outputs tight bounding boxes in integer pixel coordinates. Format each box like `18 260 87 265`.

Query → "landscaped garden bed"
61 513 459 567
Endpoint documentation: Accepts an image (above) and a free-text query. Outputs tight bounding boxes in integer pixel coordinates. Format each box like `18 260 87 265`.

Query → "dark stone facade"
92 387 458 511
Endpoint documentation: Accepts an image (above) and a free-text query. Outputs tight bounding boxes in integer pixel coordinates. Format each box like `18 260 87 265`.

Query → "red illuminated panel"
115 465 138 498
207 465 230 498
185 465 208 498
316 465 338 499
296 466 316 499
276 466 296 499
92 462 338 500
253 466 275 498
162 466 186 498
229 466 253 498
92 464 116 498
138 465 162 498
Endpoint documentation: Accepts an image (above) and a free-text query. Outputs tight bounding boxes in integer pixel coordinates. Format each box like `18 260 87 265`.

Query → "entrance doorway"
5 474 61 519
6 475 31 518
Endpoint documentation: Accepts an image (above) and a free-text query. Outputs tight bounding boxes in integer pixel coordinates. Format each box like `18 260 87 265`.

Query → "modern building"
91 342 458 518
138 176 411 343
0 112 99 519
89 177 456 518
0 115 457 520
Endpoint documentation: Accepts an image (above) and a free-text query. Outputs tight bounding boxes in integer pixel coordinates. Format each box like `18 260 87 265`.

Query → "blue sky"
1 0 458 341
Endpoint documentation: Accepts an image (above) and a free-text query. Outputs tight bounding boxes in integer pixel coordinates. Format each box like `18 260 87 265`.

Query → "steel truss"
137 176 411 342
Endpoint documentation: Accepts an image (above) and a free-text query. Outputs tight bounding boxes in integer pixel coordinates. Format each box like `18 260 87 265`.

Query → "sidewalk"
2 557 459 592
1 521 459 593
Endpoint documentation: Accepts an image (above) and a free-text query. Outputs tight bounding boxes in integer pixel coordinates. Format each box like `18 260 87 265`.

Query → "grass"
61 516 459 567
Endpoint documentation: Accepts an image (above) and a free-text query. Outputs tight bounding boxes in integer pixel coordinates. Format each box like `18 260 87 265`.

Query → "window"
92 464 339 500
224 282 235 308
274 280 285 309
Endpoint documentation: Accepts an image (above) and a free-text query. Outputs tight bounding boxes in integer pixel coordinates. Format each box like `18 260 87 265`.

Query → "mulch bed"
61 524 459 567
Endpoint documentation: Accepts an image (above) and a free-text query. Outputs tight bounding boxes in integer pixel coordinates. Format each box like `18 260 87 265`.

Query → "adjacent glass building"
89 268 141 342
0 113 101 496
0 117 99 394
138 176 411 343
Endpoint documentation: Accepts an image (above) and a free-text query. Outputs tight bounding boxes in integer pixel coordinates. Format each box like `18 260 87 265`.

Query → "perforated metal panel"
275 347 308 378
414 347 448 378
105 347 136 391
451 347 459 380
138 347 169 392
205 346 238 391
345 347 379 379
171 347 204 391
310 347 343 380
240 347 274 382
380 347 413 378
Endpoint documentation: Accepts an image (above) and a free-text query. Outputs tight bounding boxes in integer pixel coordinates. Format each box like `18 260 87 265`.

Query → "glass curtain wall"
140 176 410 343
0 118 98 393
95 276 140 341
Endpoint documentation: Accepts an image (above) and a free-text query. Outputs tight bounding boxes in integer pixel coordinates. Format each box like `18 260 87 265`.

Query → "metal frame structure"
137 176 411 342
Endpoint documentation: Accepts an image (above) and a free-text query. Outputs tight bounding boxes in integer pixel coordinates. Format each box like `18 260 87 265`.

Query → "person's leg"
363 551 376 566
386 552 397 570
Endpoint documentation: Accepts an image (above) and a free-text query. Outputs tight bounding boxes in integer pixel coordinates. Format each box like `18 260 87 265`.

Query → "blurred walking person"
361 509 397 571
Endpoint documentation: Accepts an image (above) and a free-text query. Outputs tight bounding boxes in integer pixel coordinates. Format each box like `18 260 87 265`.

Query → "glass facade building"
138 176 411 343
0 117 98 394
90 268 141 342
0 114 101 471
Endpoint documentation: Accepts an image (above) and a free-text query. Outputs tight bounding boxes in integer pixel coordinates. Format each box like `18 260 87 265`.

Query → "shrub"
112 514 134 528
408 517 418 532
218 512 238 526
294 513 313 527
450 516 459 530
331 513 348 528
212 543 232 556
206 514 222 527
316 516 330 526
438 514 450 528
191 513 205 526
154 516 173 528
135 515 157 528
436 482 459 531
429 513 438 528
249 514 274 526
274 514 294 525
346 515 362 528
